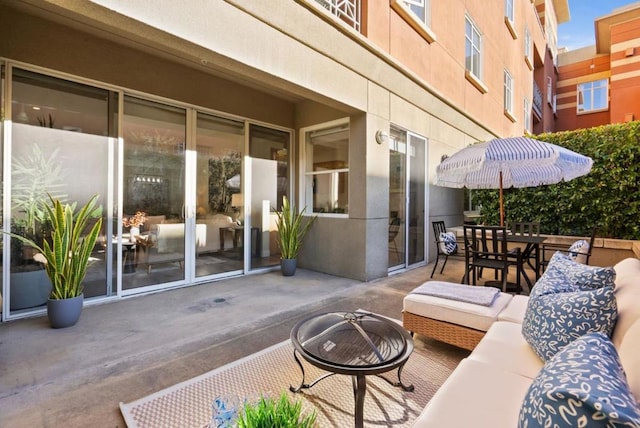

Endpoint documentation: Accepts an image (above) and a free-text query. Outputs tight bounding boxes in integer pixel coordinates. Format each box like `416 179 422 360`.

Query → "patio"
0 251 599 426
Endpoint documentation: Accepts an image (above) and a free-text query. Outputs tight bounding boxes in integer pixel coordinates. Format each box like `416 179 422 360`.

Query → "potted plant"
274 196 316 276
10 194 102 328
235 392 317 428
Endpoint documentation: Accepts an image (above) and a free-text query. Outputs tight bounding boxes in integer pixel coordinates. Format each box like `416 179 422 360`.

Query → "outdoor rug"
120 338 457 427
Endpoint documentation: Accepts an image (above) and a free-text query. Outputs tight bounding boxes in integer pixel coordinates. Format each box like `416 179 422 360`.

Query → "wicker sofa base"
402 311 485 351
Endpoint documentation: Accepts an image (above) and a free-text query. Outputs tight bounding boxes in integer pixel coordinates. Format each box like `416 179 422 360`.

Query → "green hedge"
473 121 640 240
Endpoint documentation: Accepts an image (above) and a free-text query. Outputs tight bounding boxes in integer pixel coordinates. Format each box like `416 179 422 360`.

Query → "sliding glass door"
388 127 426 271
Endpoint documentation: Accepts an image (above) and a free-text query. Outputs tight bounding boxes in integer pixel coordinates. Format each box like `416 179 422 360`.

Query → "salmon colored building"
0 0 569 320
556 2 640 130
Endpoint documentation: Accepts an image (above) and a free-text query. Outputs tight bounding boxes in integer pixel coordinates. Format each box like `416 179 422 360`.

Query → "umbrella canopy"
435 136 593 226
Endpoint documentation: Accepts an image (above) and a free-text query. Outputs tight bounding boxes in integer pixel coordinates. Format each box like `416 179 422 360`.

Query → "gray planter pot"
47 294 84 329
280 258 297 276
10 269 51 310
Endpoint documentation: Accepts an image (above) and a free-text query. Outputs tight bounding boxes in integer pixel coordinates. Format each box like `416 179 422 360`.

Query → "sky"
558 0 640 50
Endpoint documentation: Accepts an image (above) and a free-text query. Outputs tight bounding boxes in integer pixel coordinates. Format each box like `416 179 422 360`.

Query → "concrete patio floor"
0 257 510 427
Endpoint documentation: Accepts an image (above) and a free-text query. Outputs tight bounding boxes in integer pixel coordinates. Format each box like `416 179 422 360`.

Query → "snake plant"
274 196 316 260
10 195 103 299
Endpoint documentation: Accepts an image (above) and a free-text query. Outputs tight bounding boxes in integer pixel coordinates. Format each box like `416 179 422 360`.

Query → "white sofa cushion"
612 257 640 348
469 321 543 379
496 294 529 323
619 319 640 399
412 358 532 428
403 291 513 332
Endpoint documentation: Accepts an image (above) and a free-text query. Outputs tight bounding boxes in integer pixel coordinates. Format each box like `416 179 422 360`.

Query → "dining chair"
430 221 463 278
541 226 597 270
463 224 521 293
388 217 402 260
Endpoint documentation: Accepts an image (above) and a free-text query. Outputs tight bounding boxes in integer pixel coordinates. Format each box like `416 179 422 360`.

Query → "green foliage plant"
10 195 103 299
274 196 317 260
236 392 317 428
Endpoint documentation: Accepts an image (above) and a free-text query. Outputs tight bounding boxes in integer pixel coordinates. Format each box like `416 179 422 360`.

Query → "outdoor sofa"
403 254 640 427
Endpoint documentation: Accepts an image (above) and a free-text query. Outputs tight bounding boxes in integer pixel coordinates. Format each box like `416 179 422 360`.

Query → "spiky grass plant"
274 196 316 260
235 392 317 428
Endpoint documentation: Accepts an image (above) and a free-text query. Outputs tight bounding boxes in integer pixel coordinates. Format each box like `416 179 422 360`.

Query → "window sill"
504 109 517 123
577 107 609 115
524 55 533 71
391 0 436 43
465 70 488 94
505 17 518 39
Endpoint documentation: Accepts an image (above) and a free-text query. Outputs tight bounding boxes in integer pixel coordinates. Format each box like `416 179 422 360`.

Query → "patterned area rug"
120 339 458 428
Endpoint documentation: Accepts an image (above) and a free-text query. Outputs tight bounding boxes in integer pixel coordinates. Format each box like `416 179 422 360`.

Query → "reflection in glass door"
388 127 426 271
6 67 114 319
194 113 245 278
248 124 290 271
121 96 186 291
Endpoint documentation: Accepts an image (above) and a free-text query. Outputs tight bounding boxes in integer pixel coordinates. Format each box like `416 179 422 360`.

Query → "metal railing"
314 0 361 32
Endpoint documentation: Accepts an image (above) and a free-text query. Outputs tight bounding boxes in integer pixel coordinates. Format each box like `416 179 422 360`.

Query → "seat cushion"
413 358 532 428
469 321 543 379
403 291 513 332
611 258 640 348
497 295 529 324
521 285 617 361
519 332 640 427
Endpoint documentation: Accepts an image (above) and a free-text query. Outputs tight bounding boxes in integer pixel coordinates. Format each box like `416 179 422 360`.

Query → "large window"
504 69 514 119
304 121 349 214
524 26 532 69
465 16 483 82
577 79 608 113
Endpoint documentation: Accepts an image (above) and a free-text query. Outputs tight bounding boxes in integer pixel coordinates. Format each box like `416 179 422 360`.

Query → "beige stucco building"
0 0 567 320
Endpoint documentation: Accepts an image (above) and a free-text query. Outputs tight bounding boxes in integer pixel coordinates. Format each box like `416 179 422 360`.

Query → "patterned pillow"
545 251 616 291
521 285 617 361
519 332 640 428
568 239 589 264
529 263 576 298
438 232 458 255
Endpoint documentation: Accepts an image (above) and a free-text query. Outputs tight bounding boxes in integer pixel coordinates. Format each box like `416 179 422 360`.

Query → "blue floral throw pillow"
568 239 589 264
521 285 617 361
543 251 616 292
438 232 458 255
519 332 640 428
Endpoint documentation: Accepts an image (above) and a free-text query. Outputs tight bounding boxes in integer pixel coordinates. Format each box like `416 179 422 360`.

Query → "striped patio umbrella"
435 136 593 226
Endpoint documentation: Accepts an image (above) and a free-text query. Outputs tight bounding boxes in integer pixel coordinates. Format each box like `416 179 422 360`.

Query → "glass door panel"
389 129 407 269
407 133 426 265
122 96 186 290
194 113 245 278
7 68 114 317
248 124 290 271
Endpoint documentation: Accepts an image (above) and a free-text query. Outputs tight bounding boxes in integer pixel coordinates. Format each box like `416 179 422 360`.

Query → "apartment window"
403 0 430 26
524 27 533 69
504 69 515 120
504 0 517 38
304 120 349 214
465 15 485 91
577 79 608 113
524 97 531 133
391 0 435 42
505 0 514 22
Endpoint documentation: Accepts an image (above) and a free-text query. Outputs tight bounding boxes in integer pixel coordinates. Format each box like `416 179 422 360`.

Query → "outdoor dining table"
447 225 546 288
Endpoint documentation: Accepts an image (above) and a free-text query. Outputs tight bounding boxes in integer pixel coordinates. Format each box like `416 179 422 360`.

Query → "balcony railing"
314 0 361 32
533 81 543 118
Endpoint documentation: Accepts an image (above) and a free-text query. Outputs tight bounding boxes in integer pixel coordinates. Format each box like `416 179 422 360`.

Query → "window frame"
391 0 435 43
504 0 518 39
577 79 609 114
504 69 515 121
465 14 486 93
524 26 533 70
301 118 350 217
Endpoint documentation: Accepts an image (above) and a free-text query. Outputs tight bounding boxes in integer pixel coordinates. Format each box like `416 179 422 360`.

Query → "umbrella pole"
499 171 504 227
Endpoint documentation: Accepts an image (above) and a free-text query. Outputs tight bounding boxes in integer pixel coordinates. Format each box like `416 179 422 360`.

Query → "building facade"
0 0 566 321
556 3 640 130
